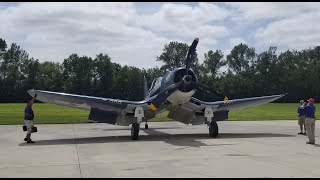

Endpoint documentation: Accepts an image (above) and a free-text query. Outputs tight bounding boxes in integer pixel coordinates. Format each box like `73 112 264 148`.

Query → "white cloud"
254 11 320 51
138 2 230 27
0 3 155 66
0 2 232 69
223 2 320 53
133 2 231 64
229 37 247 47
0 2 319 70
136 2 230 40
227 2 320 23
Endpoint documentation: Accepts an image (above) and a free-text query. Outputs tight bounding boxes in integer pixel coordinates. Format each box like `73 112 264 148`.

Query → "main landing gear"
209 121 219 137
130 122 148 140
131 107 144 140
131 123 140 140
205 107 219 138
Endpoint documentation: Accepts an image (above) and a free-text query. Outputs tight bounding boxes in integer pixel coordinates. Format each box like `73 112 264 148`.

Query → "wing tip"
150 103 157 111
27 89 35 96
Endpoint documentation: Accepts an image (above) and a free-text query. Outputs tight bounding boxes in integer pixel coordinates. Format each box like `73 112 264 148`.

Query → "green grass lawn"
0 103 318 125
149 103 319 121
0 104 89 125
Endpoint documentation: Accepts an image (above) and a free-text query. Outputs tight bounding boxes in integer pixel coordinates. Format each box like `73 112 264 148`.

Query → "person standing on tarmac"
302 98 316 144
24 94 37 143
297 100 306 135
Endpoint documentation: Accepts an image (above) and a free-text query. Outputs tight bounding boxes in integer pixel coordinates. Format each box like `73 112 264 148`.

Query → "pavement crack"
72 124 82 178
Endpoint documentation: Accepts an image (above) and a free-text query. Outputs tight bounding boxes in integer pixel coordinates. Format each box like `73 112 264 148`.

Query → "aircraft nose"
183 75 192 83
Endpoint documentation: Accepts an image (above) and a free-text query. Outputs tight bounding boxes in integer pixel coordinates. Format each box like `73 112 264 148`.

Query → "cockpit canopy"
149 77 163 91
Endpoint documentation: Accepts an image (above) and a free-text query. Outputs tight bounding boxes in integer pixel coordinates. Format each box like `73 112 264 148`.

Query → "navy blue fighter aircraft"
28 38 286 140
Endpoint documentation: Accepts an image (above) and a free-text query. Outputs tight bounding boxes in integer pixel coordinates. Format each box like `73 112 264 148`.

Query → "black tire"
145 124 149 129
131 123 140 140
209 121 218 137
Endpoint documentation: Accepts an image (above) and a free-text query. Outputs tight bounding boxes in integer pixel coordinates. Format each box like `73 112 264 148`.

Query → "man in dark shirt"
302 98 316 144
24 94 36 143
297 100 306 135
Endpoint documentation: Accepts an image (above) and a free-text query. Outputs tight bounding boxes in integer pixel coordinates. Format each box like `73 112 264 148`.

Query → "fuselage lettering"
109 100 122 104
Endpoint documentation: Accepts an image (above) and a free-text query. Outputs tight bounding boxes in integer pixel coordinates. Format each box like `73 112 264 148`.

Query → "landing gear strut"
205 107 219 138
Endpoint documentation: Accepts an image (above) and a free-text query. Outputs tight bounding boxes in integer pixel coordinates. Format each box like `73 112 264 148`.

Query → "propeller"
149 38 199 111
190 81 228 101
148 38 229 111
186 38 199 75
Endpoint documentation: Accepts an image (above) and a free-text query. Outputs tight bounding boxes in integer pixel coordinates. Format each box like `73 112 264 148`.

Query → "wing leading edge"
27 89 153 112
189 94 287 112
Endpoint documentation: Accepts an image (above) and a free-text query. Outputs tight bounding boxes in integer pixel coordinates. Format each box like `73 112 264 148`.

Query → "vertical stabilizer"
143 75 149 99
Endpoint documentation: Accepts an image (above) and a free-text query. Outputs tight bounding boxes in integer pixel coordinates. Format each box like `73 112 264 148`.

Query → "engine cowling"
173 68 198 92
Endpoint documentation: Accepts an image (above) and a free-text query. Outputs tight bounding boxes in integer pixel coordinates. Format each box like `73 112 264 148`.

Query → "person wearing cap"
297 100 306 135
24 94 37 143
302 98 316 144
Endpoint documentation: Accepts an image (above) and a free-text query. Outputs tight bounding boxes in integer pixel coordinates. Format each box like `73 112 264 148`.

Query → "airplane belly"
166 90 195 105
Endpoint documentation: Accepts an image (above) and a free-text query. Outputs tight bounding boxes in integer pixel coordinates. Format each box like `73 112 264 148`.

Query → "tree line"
0 37 319 103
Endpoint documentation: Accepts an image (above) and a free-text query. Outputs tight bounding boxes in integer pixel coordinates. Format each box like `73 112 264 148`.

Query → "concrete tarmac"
1 120 320 178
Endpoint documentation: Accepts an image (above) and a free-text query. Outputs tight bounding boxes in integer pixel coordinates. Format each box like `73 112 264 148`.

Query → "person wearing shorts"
24 95 36 143
297 100 306 135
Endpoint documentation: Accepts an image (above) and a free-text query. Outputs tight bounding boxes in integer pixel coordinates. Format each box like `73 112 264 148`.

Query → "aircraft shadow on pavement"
18 129 295 148
96 127 183 131
311 144 320 147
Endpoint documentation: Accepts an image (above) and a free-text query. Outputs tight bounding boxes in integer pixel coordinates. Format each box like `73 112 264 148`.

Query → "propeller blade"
191 82 228 101
149 81 184 111
186 38 199 75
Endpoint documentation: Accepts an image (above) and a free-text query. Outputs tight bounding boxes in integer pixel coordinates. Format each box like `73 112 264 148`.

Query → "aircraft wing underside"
159 94 286 125
27 89 156 125
28 89 286 125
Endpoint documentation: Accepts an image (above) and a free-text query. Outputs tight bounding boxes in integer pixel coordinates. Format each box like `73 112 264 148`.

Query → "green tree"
226 43 256 74
157 41 198 72
92 53 114 98
20 58 40 92
202 50 226 78
127 67 144 100
296 46 320 101
63 54 94 95
0 43 29 102
113 65 131 99
0 38 7 101
0 38 6 57
36 61 64 92
254 46 279 96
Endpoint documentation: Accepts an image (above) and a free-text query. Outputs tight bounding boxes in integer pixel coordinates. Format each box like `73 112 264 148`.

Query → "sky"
0 2 319 69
